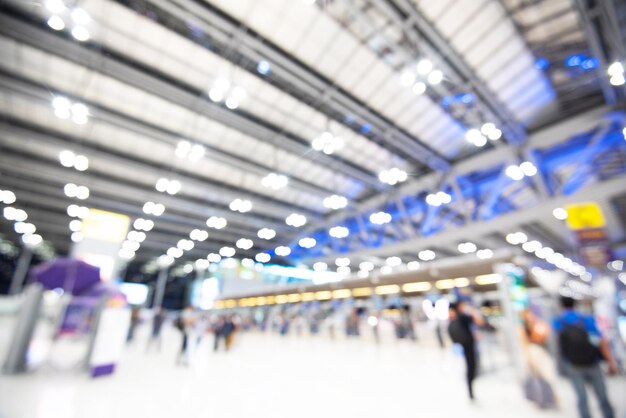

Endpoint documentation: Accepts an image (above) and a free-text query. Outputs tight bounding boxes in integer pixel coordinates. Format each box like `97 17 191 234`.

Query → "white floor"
1 325 625 418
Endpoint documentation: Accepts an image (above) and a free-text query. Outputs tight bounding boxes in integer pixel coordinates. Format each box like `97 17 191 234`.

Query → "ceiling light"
127 230 146 242
311 132 343 155
476 249 493 259
155 178 181 195
335 257 350 267
157 254 174 267
73 155 89 171
458 242 477 254
167 247 183 258
122 240 140 252
522 240 542 253
71 26 90 42
189 229 209 241
402 282 432 292
386 256 402 267
45 0 65 13
480 123 496 136
416 59 433 75
379 266 393 275
47 15 65 31
71 8 90 25
207 253 221 263
261 173 289 190
257 228 276 240
69 219 82 232
519 161 537 177
505 165 524 181
237 238 254 250
71 232 83 242
229 198 252 213
329 226 349 238
412 81 426 95
323 195 348 210
208 88 223 102
375 284 399 294
286 213 307 227
22 234 43 247
133 218 154 232
487 129 502 140
225 97 239 110
206 216 227 229
177 239 194 251
407 261 420 270
241 258 255 269
14 222 36 235
369 211 392 225
610 74 625 86
465 129 487 147
553 207 568 220
427 70 443 85
378 167 408 185
505 231 527 245
0 190 16 204
313 262 327 271
337 266 351 276
275 246 291 256
257 60 271 75
255 252 270 263
359 261 374 271
418 250 436 261
219 246 236 257
426 191 451 207
3 207 25 221
298 237 316 248
608 61 624 76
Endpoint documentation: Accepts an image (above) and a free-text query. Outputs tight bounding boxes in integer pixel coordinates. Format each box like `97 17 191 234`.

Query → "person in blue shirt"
552 296 617 418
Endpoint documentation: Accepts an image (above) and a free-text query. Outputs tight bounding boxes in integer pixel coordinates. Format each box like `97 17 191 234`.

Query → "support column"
152 267 169 309
9 246 33 295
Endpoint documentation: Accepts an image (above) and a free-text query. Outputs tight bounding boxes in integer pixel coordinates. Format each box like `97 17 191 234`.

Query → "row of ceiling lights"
45 0 91 42
52 97 89 125
2 190 45 247
465 123 502 147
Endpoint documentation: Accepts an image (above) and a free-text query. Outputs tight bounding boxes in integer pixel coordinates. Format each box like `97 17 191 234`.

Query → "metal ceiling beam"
137 0 451 172
0 10 385 192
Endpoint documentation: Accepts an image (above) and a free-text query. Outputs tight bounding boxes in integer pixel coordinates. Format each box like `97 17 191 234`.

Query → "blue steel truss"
276 116 626 261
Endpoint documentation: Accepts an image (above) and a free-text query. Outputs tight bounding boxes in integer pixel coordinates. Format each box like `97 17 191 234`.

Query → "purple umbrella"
31 257 101 295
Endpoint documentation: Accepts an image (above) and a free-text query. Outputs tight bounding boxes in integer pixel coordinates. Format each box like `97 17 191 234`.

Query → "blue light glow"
257 60 271 75
360 123 372 134
565 55 584 67
534 58 549 71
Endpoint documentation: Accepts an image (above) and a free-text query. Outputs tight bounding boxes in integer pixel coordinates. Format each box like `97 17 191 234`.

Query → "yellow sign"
82 209 130 242
565 202 605 230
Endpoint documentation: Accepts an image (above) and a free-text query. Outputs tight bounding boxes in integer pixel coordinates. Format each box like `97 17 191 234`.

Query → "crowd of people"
126 294 622 418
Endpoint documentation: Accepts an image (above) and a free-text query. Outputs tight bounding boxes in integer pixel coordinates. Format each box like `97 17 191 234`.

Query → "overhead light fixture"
416 59 433 75
311 131 344 155
418 250 436 261
369 211 392 225
70 26 90 42
52 96 89 124
298 237 316 248
476 249 494 259
380 265 392 275
378 167 408 185
229 198 252 213
385 256 402 267
127 230 146 243
175 140 205 162
45 0 66 13
0 189 17 204
189 229 209 241
14 222 36 235
465 129 487 147
519 161 538 177
329 226 349 238
359 261 374 271
3 207 27 222
177 239 194 251
275 246 291 256
22 233 43 247
323 194 348 210
133 218 154 232
155 178 181 195
122 240 140 253
71 231 83 242
553 207 568 221
412 81 427 95
255 252 270 263
458 242 477 254
157 254 174 267
219 246 236 257
236 238 254 250
427 70 443 85
375 284 400 295
257 228 276 240
425 191 451 207
207 253 221 263
64 183 89 200
47 15 65 30
407 261 420 271
402 282 431 292
505 231 528 245
286 213 307 227
608 62 625 86
335 257 350 267
313 262 328 271
522 240 542 253
143 201 165 216
336 266 351 276
206 216 227 229
69 219 82 232
71 7 90 25
261 173 289 190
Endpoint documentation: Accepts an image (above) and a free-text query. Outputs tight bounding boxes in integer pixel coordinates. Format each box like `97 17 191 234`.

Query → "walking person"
553 296 618 418
176 305 196 365
146 308 166 353
448 301 484 400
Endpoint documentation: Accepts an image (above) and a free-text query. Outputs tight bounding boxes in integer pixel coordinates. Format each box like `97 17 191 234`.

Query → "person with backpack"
448 300 484 400
553 296 617 418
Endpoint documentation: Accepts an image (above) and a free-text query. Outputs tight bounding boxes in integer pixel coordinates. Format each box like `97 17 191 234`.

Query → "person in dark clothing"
448 301 484 400
146 308 166 352
552 296 617 418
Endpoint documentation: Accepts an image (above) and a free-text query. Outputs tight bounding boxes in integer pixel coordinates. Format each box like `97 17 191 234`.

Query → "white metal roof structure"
0 0 624 281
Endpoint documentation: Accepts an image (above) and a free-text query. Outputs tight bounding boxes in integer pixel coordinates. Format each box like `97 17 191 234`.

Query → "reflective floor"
1 325 625 418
